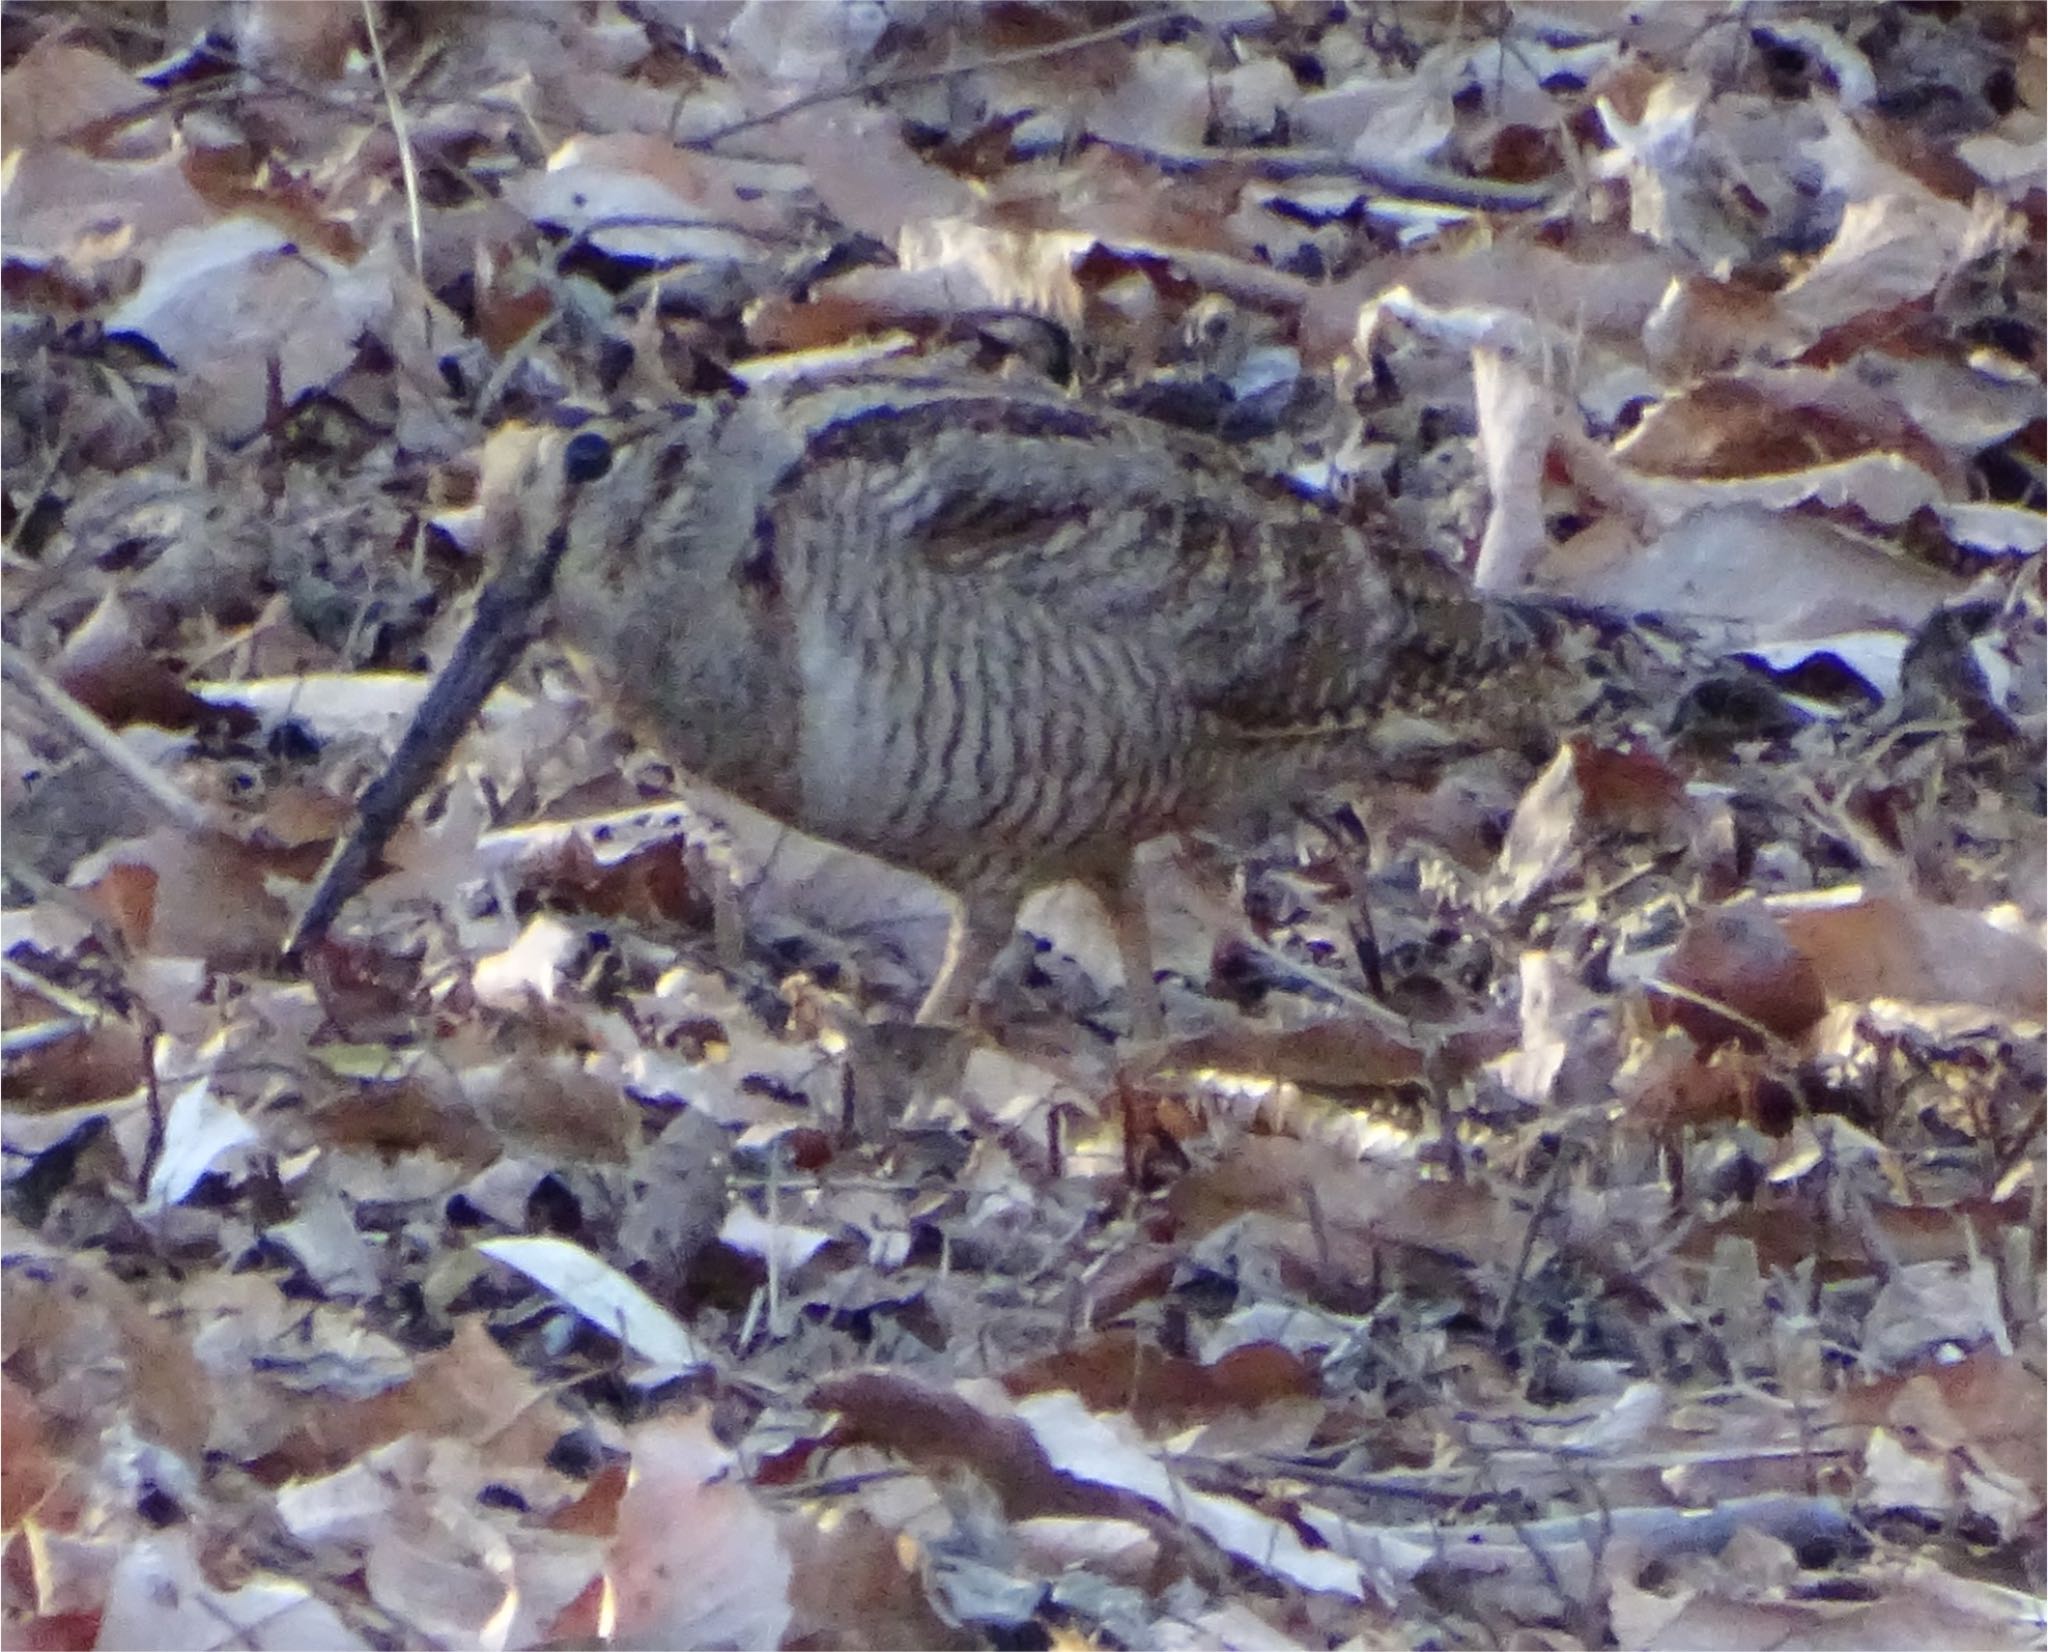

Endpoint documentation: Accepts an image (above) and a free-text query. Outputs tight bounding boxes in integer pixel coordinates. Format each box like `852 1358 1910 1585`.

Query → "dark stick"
283 523 573 958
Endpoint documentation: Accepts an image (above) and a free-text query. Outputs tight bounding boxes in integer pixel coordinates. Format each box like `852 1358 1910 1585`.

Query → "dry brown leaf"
1 7 2038 1646
605 1411 794 1651
815 1369 1126 1523
1651 901 1829 1049
73 826 288 964
1770 885 2046 1019
1001 1330 1318 1428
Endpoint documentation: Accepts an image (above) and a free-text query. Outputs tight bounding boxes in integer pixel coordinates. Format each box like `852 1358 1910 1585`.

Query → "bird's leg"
918 871 1165 1042
1090 859 1165 1043
915 890 1020 1027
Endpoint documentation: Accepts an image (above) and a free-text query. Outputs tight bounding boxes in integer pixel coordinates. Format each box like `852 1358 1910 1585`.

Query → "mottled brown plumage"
469 366 1620 1032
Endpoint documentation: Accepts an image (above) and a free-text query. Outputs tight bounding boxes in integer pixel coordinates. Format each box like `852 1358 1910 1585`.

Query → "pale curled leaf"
475 1236 708 1373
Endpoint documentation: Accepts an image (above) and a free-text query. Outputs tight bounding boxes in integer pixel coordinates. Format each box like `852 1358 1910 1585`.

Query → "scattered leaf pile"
4 3 2044 1647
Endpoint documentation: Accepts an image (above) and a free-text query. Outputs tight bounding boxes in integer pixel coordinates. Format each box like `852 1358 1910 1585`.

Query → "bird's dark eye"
563 431 613 485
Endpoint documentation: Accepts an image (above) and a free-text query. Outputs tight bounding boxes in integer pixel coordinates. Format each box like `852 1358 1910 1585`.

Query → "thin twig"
2 955 107 1026
682 7 1194 148
0 640 214 836
0 855 133 963
1097 140 1559 211
135 1008 168 1202
0 1017 89 1057
360 0 426 291
1492 1134 1579 1339
1641 976 1789 1052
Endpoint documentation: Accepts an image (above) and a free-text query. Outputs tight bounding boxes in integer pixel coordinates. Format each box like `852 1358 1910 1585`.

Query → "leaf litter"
2 3 2043 1647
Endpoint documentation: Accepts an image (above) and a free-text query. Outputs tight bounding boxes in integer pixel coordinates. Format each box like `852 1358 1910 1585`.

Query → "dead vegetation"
2 3 2044 1647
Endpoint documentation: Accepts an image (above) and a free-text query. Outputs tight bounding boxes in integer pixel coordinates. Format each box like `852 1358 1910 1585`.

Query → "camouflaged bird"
451 365 1664 1036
